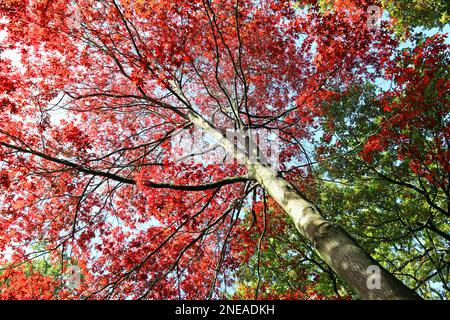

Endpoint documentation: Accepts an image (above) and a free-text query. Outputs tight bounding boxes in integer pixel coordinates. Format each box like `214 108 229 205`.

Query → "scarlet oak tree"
0 0 431 299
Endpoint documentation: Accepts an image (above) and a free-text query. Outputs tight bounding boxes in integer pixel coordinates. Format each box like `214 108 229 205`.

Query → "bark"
188 111 422 300
252 163 421 300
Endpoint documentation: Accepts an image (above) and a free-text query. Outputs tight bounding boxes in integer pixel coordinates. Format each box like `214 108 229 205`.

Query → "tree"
316 0 449 36
0 243 90 299
380 0 449 35
232 196 353 299
232 33 449 300
0 0 443 299
313 34 449 298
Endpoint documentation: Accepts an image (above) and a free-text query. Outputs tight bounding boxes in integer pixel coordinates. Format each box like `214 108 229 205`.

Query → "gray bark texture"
253 164 421 300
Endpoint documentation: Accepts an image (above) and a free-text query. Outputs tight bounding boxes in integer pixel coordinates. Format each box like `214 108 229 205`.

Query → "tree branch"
143 175 251 191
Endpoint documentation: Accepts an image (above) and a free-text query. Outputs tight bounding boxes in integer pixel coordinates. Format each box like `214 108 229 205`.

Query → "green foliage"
0 242 82 298
233 73 448 299
309 0 449 36
381 0 449 35
313 84 450 299
233 208 353 299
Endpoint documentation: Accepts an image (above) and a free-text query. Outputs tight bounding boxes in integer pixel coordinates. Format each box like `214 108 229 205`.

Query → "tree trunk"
252 163 421 300
188 112 421 300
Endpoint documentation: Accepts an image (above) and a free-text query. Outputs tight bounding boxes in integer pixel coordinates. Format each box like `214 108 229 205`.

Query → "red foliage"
360 35 449 187
0 0 406 299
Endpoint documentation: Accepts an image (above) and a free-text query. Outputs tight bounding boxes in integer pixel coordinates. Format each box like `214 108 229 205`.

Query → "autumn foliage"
0 0 448 299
